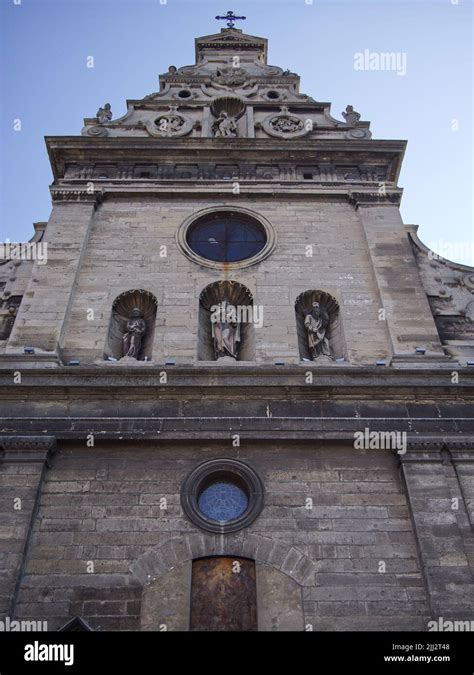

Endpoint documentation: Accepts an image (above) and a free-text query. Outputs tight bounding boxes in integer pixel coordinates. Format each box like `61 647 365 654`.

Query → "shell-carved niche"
295 290 345 362
210 96 246 138
198 281 255 362
104 289 157 361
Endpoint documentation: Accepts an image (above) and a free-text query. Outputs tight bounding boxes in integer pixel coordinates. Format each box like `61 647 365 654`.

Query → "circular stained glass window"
181 459 264 534
186 212 267 264
198 481 249 522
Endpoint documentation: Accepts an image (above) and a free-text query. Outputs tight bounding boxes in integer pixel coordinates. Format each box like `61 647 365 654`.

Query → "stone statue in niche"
211 300 241 359
96 103 112 124
212 112 239 138
342 105 361 126
0 296 22 341
0 306 17 340
122 308 147 359
304 301 332 359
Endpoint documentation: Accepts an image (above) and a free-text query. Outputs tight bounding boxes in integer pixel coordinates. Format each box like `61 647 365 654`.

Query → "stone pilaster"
7 192 102 354
0 436 56 618
448 447 474 528
399 444 474 620
353 197 448 359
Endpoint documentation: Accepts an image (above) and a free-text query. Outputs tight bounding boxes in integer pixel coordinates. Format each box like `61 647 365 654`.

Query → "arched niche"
104 289 157 361
198 280 255 362
295 290 345 361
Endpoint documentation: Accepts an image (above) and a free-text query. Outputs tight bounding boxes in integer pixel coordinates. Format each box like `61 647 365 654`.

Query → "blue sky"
1 0 472 264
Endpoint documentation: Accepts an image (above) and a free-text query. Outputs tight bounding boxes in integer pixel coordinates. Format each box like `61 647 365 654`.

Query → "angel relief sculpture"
212 112 239 138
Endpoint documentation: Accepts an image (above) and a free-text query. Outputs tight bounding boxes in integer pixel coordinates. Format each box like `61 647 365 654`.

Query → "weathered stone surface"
0 22 473 633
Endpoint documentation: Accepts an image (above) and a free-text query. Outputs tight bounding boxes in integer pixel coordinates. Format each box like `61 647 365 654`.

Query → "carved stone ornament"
212 112 239 138
86 125 109 137
210 95 246 120
348 191 402 208
211 65 249 87
461 273 474 292
262 107 309 139
345 128 372 140
145 108 192 138
50 189 104 208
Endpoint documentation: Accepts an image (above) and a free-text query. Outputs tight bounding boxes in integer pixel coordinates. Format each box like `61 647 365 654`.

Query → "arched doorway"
135 535 311 631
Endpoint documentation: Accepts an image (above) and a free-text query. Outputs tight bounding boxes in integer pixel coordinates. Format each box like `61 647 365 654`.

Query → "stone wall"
47 195 395 365
0 438 55 619
13 441 430 631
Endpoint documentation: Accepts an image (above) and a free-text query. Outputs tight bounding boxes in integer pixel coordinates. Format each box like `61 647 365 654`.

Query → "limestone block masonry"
0 25 473 632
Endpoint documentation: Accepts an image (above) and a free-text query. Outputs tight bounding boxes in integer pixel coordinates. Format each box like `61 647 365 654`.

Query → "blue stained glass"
187 215 266 263
198 481 248 522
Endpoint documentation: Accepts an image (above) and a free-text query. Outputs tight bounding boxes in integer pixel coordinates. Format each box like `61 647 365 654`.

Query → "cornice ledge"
0 435 57 463
348 190 403 209
446 442 474 462
397 441 445 463
50 188 104 209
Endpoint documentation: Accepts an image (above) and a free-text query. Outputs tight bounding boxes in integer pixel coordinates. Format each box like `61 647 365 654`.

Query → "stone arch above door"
130 533 315 631
129 532 316 588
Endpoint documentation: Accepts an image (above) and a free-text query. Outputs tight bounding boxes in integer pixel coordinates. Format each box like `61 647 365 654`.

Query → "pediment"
195 29 267 62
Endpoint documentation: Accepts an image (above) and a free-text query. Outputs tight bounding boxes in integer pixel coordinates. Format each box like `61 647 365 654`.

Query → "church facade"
1 25 473 631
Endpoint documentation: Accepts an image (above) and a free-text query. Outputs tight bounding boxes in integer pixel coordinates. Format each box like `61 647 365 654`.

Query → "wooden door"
190 557 257 631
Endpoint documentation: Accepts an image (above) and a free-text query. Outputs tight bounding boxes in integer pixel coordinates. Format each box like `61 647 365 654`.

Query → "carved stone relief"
65 162 389 183
145 108 193 138
262 107 309 139
85 125 109 138
211 66 249 87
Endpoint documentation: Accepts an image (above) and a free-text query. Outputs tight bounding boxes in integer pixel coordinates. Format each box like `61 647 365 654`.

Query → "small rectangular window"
303 172 313 180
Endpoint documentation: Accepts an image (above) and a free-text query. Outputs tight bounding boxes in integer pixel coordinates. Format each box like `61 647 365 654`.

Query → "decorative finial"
215 10 246 28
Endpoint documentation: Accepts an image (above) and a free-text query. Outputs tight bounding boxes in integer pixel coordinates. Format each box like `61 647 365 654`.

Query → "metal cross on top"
215 10 247 28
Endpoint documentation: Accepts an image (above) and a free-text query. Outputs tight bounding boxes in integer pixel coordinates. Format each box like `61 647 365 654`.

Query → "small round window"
198 480 249 522
181 459 264 533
